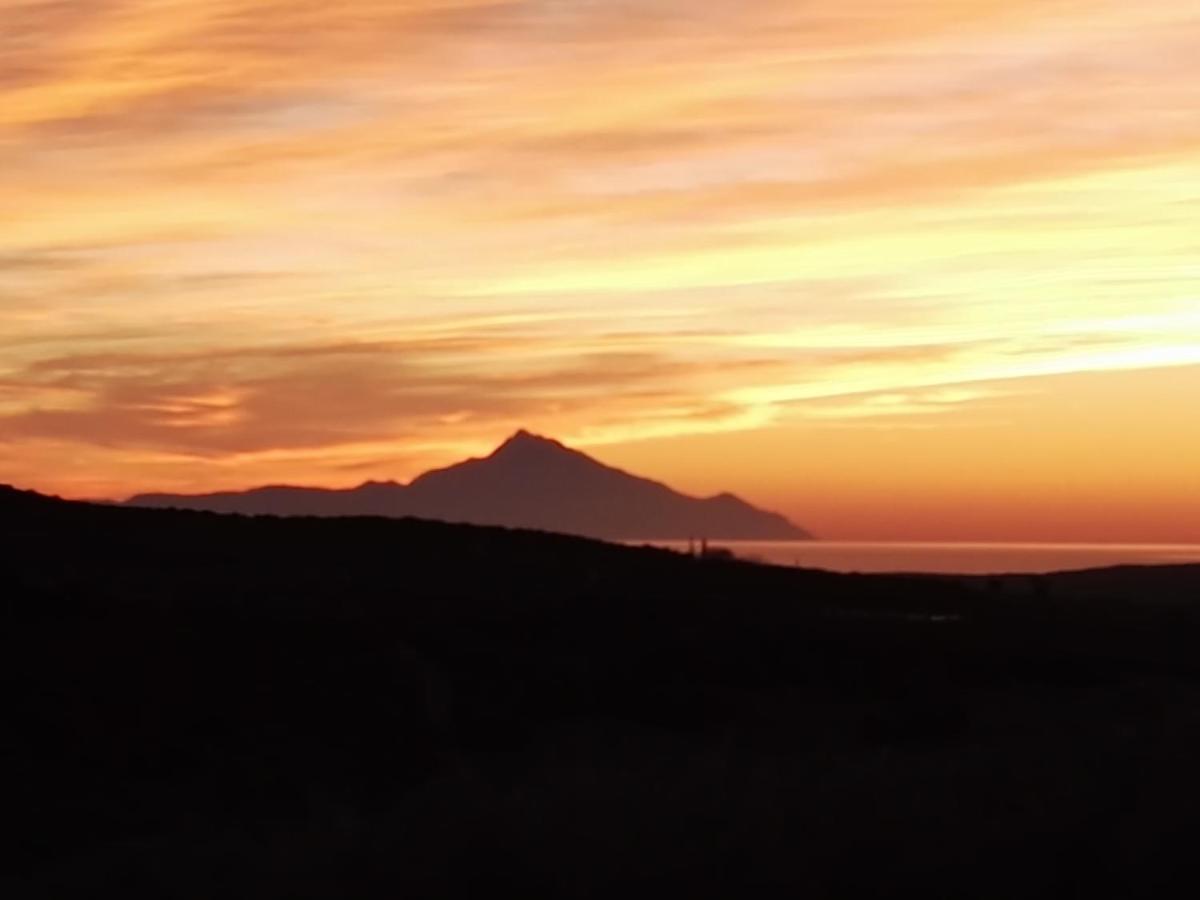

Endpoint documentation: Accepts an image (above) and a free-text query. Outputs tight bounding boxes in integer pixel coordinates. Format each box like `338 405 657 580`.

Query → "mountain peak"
506 428 553 445
490 429 572 459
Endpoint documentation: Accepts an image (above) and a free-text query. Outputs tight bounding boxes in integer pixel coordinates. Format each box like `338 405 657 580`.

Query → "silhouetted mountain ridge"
126 430 812 540
0 483 63 511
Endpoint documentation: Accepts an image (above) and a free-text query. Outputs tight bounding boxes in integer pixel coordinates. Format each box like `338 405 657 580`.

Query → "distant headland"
126 430 813 541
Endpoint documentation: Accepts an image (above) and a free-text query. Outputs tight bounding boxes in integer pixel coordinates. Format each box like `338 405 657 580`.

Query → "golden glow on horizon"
3 0 1199 539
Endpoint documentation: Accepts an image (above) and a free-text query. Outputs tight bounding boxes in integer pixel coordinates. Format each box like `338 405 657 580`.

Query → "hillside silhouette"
126 429 811 539
8 484 1200 899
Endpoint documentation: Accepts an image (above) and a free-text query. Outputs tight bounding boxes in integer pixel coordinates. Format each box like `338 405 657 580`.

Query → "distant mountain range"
126 430 812 540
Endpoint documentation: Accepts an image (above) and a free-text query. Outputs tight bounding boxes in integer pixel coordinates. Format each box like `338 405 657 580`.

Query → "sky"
3 0 1199 541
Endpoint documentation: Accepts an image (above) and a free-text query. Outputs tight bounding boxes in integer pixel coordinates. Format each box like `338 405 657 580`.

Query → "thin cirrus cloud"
2 0 1199 527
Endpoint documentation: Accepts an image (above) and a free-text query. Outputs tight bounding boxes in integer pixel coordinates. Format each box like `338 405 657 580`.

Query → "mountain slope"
126 430 812 540
12 484 1200 900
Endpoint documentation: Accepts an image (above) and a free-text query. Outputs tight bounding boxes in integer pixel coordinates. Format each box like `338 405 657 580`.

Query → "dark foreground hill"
126 429 811 540
7 484 1200 899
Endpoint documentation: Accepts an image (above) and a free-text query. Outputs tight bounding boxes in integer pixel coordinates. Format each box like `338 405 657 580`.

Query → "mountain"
126 430 812 540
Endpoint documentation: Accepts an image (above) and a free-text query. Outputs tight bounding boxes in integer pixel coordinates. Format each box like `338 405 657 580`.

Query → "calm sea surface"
634 541 1200 575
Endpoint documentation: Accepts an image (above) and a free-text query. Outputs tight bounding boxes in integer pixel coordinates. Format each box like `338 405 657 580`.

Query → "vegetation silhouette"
7 484 1200 898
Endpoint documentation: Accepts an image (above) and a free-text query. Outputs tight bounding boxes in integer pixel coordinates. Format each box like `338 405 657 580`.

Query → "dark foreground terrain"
7 485 1200 898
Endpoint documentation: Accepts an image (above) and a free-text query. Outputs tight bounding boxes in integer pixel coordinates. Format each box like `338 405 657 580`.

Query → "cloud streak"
3 0 1199 525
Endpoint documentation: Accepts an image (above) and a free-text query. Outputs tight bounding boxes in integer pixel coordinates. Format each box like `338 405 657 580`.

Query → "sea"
633 541 1200 575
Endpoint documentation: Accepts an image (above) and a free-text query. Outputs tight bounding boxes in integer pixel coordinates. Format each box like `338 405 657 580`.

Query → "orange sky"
2 0 1199 541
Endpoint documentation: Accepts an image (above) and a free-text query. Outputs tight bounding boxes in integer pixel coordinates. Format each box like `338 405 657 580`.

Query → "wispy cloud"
2 0 1200 504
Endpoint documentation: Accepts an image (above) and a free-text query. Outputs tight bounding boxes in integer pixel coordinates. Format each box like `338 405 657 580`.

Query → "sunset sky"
3 0 1199 541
